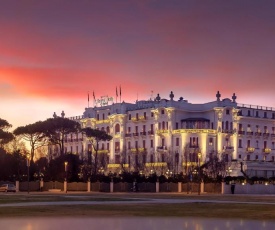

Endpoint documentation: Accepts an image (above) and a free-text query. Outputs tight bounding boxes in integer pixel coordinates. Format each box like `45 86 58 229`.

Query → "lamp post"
198 152 202 195
64 161 68 193
26 154 30 194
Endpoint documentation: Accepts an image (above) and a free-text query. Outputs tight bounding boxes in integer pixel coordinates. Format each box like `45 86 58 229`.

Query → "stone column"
156 181 159 193
221 182 225 194
40 178 44 192
178 182 182 193
200 181 204 194
110 181 114 193
64 180 67 193
15 181 19 192
87 180 91 192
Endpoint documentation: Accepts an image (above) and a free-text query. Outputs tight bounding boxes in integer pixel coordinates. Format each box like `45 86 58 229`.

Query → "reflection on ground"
0 217 274 230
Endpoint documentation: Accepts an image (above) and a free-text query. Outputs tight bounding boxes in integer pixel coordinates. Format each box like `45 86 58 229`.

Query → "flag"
93 91 95 100
120 85 121 96
116 87 118 97
88 92 89 102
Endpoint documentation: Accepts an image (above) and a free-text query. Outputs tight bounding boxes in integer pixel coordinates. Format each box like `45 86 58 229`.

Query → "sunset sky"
1 0 275 129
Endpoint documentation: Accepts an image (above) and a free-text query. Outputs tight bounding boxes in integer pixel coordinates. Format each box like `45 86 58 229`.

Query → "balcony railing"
148 130 154 135
133 132 139 137
238 131 245 135
271 134 275 138
222 129 234 134
97 150 109 154
140 131 147 136
246 147 255 153
125 133 132 138
255 132 262 136
263 148 271 154
263 133 270 138
157 146 167 151
224 146 234 150
115 149 120 153
246 131 253 136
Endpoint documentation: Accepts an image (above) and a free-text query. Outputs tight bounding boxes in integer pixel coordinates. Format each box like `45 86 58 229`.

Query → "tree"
82 128 112 175
13 121 46 162
0 118 14 148
43 117 81 156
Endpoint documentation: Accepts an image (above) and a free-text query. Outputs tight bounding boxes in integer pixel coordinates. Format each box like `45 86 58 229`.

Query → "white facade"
59 91 275 176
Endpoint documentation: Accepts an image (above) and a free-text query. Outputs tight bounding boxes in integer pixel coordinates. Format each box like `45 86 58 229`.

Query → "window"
101 143 104 150
238 139 242 148
143 140 146 148
136 113 139 120
264 141 267 149
247 110 251 116
150 139 153 148
135 126 138 133
129 114 131 120
247 140 250 148
238 154 241 159
150 124 154 133
106 126 110 134
247 155 250 161
272 142 275 149
272 156 275 162
103 114 105 120
264 126 268 133
115 142 120 151
273 127 275 134
226 109 230 115
142 154 146 164
115 124 120 133
143 125 146 132
255 155 258 160
151 112 154 117
162 121 165 129
107 143 109 150
256 140 259 148
115 155 120 164
176 137 179 146
97 114 99 120
135 141 138 149
239 123 243 130
273 113 275 119
175 122 179 129
161 154 165 162
161 109 164 114
209 138 213 146
211 122 214 129
264 112 267 118
76 146 78 154
162 138 165 147
256 111 259 117
128 127 131 133
128 141 131 149
150 154 154 163
144 112 146 119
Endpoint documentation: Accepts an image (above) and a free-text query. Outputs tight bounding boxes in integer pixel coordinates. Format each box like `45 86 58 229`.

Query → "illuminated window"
115 124 120 133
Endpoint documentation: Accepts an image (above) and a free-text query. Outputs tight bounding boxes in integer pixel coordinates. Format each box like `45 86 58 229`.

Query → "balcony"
238 130 245 135
157 129 169 135
125 133 132 138
246 147 255 153
263 133 270 139
97 150 109 154
222 130 233 134
246 131 253 136
157 146 167 152
131 116 146 122
115 149 120 153
130 147 146 153
133 132 139 137
255 132 262 137
148 130 154 135
263 148 271 154
272 134 275 138
140 131 147 136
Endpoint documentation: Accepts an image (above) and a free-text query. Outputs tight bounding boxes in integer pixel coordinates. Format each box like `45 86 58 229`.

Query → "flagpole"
88 92 89 108
116 87 118 103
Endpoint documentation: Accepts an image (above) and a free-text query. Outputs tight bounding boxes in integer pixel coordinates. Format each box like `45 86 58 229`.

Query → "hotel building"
52 91 275 178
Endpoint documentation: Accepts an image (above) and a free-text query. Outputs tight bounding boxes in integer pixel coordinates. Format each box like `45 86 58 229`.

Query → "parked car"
0 184 16 192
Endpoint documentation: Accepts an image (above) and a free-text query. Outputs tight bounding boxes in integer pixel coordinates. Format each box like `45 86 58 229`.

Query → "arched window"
106 126 110 134
115 124 120 133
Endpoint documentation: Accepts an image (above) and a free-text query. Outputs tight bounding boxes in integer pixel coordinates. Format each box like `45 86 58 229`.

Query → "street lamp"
64 161 68 193
26 154 30 194
198 152 202 195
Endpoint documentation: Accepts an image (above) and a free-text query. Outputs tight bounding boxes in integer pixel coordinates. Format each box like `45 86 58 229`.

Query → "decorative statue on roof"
216 91 221 101
156 93 161 102
169 91 174 100
61 111 65 118
232 93 237 103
